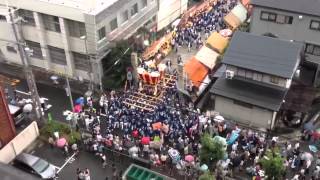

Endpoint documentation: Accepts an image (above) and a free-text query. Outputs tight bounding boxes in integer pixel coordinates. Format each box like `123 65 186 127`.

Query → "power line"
8 8 44 121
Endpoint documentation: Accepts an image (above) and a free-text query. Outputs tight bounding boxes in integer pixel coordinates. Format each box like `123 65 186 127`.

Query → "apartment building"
210 32 303 130
0 0 166 84
249 0 320 86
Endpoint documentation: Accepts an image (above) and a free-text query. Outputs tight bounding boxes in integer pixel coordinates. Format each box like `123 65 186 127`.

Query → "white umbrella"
23 103 33 113
85 90 92 97
214 115 225 123
301 152 313 161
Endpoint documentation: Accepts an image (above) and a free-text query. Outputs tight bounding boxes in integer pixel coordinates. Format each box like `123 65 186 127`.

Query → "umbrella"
304 122 315 131
132 130 139 138
301 152 313 161
141 137 150 145
73 104 82 113
56 138 67 148
200 164 208 171
219 29 233 37
309 145 318 153
75 97 85 105
23 103 33 113
84 90 92 97
168 149 180 159
227 132 239 145
152 122 162 130
129 146 139 154
214 115 225 123
185 155 194 162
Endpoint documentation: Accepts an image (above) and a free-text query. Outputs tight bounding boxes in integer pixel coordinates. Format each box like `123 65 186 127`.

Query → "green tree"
199 171 215 180
101 40 132 90
200 133 226 168
260 149 285 180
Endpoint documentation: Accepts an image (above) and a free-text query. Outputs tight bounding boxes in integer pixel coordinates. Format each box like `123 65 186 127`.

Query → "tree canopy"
200 133 226 167
260 149 285 180
101 41 132 90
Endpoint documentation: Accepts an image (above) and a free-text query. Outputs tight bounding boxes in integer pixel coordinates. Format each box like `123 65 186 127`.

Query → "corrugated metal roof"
251 0 320 17
222 31 303 78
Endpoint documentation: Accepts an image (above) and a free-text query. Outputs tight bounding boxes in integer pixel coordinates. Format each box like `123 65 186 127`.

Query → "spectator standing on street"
77 168 85 180
48 136 54 149
63 144 69 157
100 153 107 168
84 168 90 180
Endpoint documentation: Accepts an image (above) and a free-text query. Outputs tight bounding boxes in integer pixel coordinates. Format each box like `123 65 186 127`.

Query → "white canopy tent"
195 46 220 70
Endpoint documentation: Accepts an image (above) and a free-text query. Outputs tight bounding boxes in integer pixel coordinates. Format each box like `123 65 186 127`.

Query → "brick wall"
0 86 16 148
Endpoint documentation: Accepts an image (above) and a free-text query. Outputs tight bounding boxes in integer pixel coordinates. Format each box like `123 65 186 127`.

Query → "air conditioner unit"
225 70 234 79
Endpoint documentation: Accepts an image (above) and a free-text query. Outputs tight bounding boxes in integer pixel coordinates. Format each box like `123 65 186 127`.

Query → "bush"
199 172 215 180
40 121 81 145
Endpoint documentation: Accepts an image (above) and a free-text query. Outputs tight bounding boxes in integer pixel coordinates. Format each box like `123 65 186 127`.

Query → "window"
42 14 61 32
253 72 262 81
310 20 320 31
142 0 147 8
0 15 6 21
270 76 279 84
260 11 276 22
305 43 320 56
245 70 253 79
98 26 106 40
233 100 252 109
131 3 138 16
67 19 86 37
6 46 17 53
72 52 89 71
48 45 66 65
19 10 35 26
276 15 293 24
110 18 118 31
121 10 129 23
25 40 43 59
237 69 245 77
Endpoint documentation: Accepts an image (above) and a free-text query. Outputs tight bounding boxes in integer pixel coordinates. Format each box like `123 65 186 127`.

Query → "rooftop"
251 0 320 17
222 31 303 79
211 77 287 111
39 0 118 14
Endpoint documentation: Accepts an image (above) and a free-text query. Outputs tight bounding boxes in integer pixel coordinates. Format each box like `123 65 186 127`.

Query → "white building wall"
157 0 188 30
215 95 274 129
226 65 289 88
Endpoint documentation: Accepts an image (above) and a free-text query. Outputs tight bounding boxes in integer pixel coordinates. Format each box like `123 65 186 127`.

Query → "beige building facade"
0 0 185 84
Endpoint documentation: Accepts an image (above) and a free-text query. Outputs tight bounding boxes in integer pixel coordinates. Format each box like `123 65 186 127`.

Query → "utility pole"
8 8 43 121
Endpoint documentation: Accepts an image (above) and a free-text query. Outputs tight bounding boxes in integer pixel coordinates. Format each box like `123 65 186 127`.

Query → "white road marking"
56 153 77 174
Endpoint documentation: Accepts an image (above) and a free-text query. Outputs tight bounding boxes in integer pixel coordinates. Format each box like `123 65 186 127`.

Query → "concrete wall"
157 0 188 30
226 65 289 88
0 121 39 164
250 6 320 63
214 95 273 129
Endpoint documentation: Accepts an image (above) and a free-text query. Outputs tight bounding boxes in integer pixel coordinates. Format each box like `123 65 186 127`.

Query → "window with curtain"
42 14 61 32
67 19 86 37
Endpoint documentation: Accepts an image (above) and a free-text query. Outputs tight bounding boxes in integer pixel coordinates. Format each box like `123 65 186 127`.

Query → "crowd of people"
62 0 320 180
172 0 237 53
